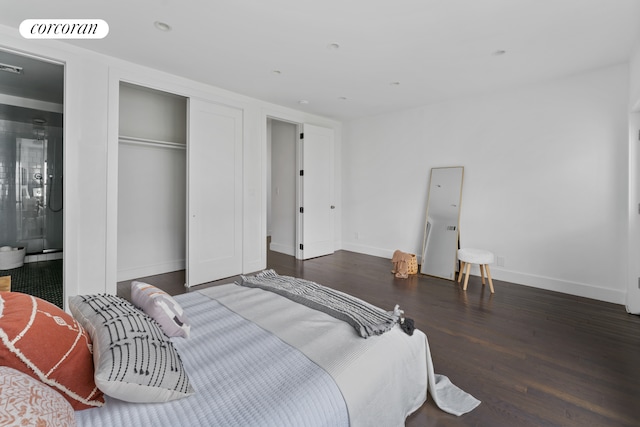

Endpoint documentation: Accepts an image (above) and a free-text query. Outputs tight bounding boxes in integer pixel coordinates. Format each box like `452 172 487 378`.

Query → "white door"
186 98 243 287
298 124 335 260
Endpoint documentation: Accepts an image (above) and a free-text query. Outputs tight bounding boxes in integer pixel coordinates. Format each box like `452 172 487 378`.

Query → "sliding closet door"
186 98 243 287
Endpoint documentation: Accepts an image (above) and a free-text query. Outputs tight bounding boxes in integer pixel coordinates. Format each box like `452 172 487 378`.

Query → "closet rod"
118 135 186 150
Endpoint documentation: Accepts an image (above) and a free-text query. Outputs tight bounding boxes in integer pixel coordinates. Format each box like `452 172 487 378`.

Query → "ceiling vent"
0 62 23 74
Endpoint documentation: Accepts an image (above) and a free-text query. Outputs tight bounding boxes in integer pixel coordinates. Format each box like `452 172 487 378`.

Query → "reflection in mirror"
420 167 464 280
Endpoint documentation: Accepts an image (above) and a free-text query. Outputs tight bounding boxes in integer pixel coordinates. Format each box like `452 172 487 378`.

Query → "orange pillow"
0 292 104 410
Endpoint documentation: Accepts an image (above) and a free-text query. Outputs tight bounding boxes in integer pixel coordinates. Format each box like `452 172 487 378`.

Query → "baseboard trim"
269 242 295 256
489 268 626 305
340 242 625 305
117 260 185 282
341 242 395 259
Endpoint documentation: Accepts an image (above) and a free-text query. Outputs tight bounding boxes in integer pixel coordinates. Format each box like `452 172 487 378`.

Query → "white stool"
457 248 495 293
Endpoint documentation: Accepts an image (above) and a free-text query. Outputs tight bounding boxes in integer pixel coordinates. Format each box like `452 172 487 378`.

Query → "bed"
0 271 479 426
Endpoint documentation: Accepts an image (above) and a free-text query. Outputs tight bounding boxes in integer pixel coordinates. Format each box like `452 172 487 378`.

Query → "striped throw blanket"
237 270 401 338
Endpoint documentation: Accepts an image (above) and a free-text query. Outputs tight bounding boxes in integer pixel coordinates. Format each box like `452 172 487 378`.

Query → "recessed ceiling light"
298 100 309 105
327 42 340 50
154 21 172 32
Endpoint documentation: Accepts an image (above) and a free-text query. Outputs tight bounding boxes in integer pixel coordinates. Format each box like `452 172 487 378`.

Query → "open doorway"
267 118 297 256
267 118 336 260
0 49 64 307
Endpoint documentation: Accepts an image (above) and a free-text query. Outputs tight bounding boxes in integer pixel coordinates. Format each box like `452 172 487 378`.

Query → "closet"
117 83 187 281
116 82 244 287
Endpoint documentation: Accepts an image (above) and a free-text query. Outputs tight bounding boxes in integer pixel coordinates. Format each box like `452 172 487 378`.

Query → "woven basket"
407 254 418 275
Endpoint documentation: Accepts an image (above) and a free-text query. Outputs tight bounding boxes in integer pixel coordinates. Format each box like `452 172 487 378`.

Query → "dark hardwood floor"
118 249 640 427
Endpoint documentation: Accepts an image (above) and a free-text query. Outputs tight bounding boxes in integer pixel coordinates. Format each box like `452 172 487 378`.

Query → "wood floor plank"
118 249 640 427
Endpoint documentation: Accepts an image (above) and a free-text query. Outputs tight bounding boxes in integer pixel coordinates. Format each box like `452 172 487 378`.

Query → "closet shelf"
119 135 186 150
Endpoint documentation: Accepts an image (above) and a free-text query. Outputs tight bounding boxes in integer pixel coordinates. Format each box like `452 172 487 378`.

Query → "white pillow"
68 294 194 403
131 281 191 338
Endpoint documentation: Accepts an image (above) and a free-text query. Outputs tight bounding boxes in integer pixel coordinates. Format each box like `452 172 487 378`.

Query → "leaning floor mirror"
420 166 464 280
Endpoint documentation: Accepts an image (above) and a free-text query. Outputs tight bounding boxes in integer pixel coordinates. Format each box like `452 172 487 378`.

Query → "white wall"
343 64 629 304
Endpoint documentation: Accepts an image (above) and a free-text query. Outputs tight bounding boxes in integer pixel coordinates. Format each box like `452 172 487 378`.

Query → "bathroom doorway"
0 49 64 307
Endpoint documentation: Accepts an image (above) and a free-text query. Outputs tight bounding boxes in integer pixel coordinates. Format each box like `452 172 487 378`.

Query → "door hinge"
299 207 304 213
299 170 304 176
300 132 304 139
299 244 304 250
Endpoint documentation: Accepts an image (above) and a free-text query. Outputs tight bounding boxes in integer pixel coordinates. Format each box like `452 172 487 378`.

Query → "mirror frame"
420 166 464 280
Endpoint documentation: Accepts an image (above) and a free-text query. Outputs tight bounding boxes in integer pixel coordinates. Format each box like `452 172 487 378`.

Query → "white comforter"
203 283 479 426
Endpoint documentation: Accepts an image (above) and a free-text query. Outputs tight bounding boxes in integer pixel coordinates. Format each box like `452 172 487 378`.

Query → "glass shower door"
13 132 62 254
17 136 47 253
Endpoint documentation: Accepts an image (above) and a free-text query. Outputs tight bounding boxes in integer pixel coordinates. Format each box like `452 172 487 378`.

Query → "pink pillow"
131 281 191 338
0 366 76 426
0 292 104 410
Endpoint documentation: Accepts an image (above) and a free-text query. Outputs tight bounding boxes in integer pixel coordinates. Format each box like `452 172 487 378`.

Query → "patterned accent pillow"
0 292 104 410
0 366 76 427
68 294 194 403
131 281 191 338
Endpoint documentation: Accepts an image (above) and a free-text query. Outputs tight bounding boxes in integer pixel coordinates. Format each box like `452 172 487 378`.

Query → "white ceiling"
0 0 639 120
